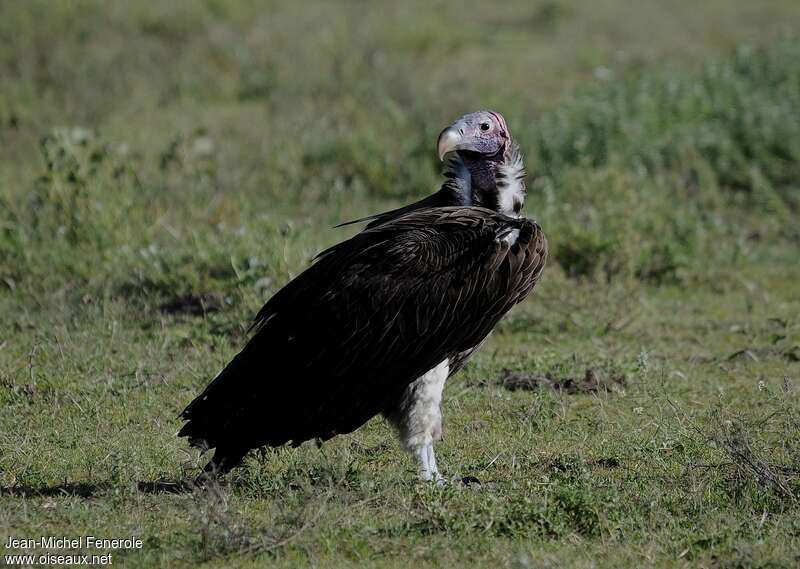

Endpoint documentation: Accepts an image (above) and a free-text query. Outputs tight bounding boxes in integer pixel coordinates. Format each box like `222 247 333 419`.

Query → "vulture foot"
416 444 446 484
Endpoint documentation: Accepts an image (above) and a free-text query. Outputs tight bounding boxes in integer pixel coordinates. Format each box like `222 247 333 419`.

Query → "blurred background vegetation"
1 0 798 309
1 2 799 567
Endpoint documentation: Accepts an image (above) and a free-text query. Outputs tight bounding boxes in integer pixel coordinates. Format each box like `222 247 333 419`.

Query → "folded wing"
178 206 547 469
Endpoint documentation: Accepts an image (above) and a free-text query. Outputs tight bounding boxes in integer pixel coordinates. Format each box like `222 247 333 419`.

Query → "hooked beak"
437 127 462 161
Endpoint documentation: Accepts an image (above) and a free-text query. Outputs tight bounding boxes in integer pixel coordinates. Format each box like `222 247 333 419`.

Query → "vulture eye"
480 122 491 131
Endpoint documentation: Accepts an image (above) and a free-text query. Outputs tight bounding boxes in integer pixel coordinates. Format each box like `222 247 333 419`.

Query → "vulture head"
437 110 510 161
438 110 526 217
336 110 526 229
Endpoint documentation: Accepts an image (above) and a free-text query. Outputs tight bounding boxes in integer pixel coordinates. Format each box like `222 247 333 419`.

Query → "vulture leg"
415 444 445 484
386 359 449 482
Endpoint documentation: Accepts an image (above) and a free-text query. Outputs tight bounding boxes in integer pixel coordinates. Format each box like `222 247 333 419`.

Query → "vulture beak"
437 127 462 161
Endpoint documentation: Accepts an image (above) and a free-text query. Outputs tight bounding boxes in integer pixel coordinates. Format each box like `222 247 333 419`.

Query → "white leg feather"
385 359 449 482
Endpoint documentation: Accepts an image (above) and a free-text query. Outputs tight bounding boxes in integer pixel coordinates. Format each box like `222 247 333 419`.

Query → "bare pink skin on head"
436 110 510 161
486 110 509 143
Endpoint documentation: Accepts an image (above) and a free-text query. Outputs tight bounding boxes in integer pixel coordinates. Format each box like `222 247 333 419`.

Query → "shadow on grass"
0 479 200 497
136 478 196 494
0 481 111 498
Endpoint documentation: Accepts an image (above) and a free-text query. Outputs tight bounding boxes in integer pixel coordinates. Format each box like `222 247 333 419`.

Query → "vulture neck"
446 142 527 217
342 143 526 229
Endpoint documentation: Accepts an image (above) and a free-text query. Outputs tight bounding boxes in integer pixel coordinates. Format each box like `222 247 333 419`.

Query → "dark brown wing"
334 175 471 229
178 206 546 470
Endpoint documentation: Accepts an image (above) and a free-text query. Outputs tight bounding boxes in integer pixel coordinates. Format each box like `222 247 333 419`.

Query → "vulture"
179 110 547 482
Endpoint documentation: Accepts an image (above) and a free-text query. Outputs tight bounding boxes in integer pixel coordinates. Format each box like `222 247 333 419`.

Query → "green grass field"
1 1 799 567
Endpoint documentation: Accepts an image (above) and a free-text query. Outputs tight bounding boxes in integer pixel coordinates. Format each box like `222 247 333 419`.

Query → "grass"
1 1 800 567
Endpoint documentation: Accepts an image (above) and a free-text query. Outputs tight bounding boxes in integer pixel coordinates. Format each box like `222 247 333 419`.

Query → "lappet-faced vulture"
178 111 547 482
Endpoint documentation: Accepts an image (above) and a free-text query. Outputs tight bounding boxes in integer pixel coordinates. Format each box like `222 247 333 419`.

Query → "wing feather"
179 206 547 455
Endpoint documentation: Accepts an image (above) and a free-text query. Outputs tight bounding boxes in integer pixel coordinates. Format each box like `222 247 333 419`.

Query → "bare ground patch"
497 367 627 394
